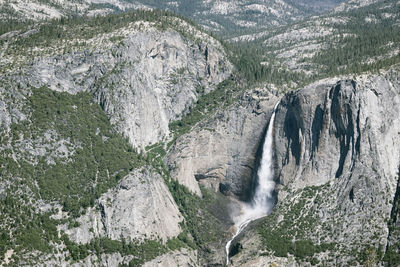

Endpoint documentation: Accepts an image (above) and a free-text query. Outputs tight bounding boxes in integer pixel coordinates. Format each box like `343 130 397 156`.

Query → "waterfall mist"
225 103 278 265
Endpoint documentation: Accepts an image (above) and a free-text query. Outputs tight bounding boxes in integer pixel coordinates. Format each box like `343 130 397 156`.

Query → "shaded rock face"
232 73 400 266
275 77 400 190
274 75 400 250
65 167 183 244
386 166 400 258
166 89 279 198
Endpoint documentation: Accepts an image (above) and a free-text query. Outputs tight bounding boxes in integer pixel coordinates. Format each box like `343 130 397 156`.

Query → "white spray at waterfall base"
225 103 278 265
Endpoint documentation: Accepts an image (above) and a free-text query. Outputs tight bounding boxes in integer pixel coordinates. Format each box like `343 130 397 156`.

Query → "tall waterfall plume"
225 103 278 265
251 102 278 216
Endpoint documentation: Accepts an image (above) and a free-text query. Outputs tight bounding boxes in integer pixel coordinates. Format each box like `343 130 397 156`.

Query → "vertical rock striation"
274 75 400 191
91 29 232 150
12 22 232 150
166 89 279 197
231 70 400 266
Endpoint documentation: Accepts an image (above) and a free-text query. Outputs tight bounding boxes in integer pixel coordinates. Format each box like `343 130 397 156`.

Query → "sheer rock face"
231 71 400 266
274 75 400 192
22 24 232 150
166 89 279 197
65 167 183 244
91 29 232 150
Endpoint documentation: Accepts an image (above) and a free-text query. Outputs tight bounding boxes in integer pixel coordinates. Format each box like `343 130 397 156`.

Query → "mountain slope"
1 1 400 266
230 0 400 89
0 10 234 266
0 0 348 37
1 11 232 149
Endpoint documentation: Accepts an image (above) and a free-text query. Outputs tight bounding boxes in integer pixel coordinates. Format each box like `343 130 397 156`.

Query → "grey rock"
66 167 183 244
166 88 279 198
91 29 232 150
232 70 400 265
19 25 232 150
0 99 11 131
38 251 135 267
274 75 400 192
143 248 198 267
0 18 231 266
387 168 400 257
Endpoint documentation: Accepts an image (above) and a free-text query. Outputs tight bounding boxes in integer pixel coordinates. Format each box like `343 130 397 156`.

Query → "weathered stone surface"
166 88 279 197
66 167 183 244
58 252 133 267
0 17 232 266
231 70 400 265
0 99 11 131
91 28 232 150
1 4 399 266
11 21 232 150
387 168 400 258
143 248 198 267
274 74 400 192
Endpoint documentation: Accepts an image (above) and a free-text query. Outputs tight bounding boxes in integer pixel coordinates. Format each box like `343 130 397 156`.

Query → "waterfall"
251 102 278 215
225 103 278 265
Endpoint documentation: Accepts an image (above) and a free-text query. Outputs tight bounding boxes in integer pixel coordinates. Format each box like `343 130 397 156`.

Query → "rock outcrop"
65 167 183 244
230 69 400 266
143 248 198 267
166 88 279 197
0 16 233 267
274 73 400 191
91 27 232 150
8 20 232 150
2 4 400 266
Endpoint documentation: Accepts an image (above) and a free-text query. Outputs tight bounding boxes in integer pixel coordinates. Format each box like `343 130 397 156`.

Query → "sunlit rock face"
12 21 232 150
166 90 279 197
231 71 400 266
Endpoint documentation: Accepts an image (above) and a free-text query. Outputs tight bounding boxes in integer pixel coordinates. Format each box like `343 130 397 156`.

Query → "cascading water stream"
225 103 279 265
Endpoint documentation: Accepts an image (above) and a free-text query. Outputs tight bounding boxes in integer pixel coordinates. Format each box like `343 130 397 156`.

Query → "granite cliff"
0 12 234 266
228 68 400 266
1 2 400 267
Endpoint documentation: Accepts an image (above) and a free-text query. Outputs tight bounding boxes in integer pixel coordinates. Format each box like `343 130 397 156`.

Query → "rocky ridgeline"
0 0 347 35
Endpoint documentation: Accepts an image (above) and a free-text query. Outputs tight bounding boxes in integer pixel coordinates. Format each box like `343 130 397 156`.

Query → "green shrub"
5 86 146 217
